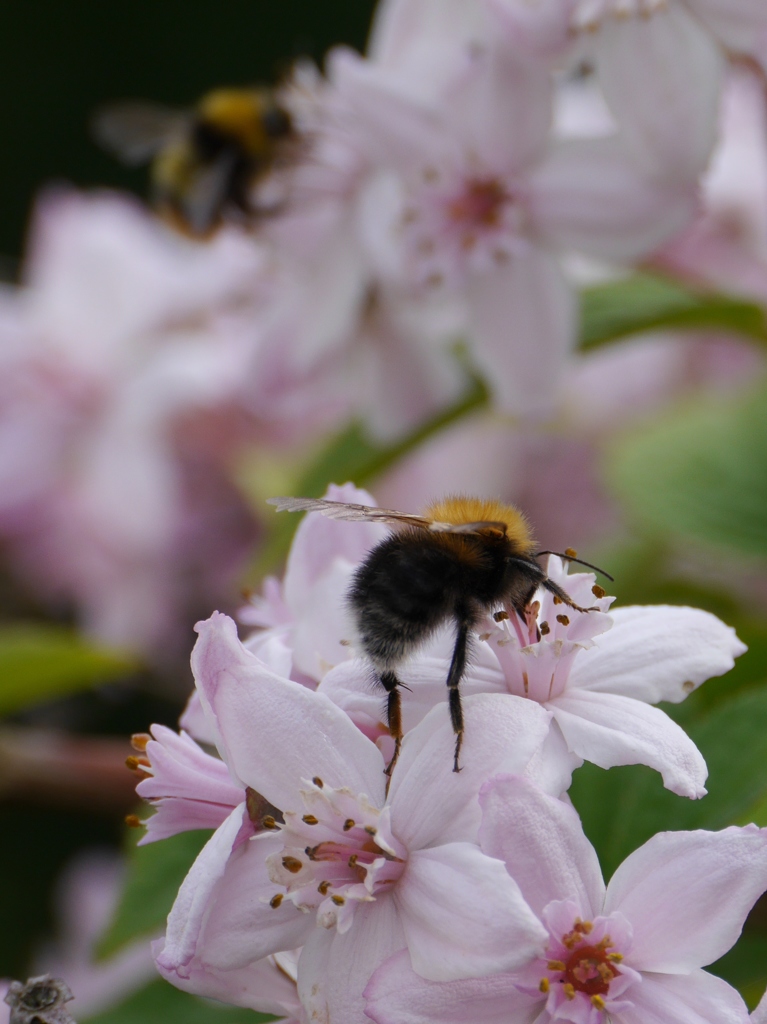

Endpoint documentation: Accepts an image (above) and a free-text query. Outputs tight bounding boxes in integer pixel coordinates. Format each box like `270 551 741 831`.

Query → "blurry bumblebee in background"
93 86 298 236
269 495 613 777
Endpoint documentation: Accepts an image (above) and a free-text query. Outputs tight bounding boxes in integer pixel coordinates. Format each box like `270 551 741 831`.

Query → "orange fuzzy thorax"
424 496 535 552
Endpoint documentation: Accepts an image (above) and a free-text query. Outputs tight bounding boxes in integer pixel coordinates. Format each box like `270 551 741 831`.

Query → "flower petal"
297 896 405 1024
528 137 696 262
465 247 577 415
388 693 561 850
478 775 604 920
551 689 708 797
395 842 548 981
618 968 749 1024
192 612 386 810
568 605 746 704
596 3 724 182
193 835 311 971
364 947 540 1024
605 826 767 972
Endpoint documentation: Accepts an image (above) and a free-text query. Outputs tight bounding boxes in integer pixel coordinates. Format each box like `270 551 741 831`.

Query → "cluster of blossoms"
1 0 765 657
128 484 767 1024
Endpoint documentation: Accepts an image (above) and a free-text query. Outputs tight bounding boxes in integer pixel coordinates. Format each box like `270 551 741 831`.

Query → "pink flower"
321 556 746 797
154 612 574 1024
329 36 695 414
364 775 767 1024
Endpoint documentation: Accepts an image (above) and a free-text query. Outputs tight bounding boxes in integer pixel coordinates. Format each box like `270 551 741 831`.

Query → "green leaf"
0 624 138 715
570 686 767 881
580 273 767 351
96 829 212 959
608 384 767 561
82 977 276 1024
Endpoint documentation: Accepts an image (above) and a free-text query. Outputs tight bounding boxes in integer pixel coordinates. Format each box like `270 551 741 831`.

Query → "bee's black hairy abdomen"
348 529 517 670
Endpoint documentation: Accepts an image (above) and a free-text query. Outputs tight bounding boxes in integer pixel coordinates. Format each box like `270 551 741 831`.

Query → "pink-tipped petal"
395 842 547 981
478 775 604 920
551 689 708 798
596 4 724 183
388 693 556 850
618 968 750 1024
466 247 576 415
568 605 746 704
528 137 696 262
364 948 539 1024
605 826 767 973
192 612 386 811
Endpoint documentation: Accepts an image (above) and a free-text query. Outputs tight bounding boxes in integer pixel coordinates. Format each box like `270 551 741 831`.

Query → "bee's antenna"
535 551 614 582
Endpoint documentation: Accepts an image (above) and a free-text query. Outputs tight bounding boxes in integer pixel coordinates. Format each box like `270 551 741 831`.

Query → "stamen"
539 621 550 635
364 825 377 836
592 584 606 598
591 995 606 1010
493 610 509 622
125 814 142 828
130 733 150 751
331 895 345 906
312 776 324 788
548 960 566 971
343 819 355 831
302 814 319 825
607 953 623 962
262 815 279 830
539 978 550 993
125 755 150 772
270 893 283 908
318 881 331 895
348 854 358 868
282 856 303 874
556 614 570 626
565 548 578 559
563 983 576 1000
553 596 562 605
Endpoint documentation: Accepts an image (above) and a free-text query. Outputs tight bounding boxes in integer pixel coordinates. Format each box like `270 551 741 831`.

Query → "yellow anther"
539 978 550 993
563 983 576 1000
331 895 345 906
343 819 355 831
262 815 279 830
302 814 319 825
547 960 565 971
591 995 606 1010
607 952 624 962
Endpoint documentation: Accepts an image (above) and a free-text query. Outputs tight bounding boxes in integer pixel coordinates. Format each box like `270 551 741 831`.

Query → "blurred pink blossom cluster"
132 485 765 1024
0 0 764 660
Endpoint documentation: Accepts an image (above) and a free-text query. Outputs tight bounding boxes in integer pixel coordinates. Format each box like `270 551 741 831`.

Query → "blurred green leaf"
82 978 276 1024
571 686 767 881
608 384 767 561
580 273 767 350
96 829 211 960
0 624 137 715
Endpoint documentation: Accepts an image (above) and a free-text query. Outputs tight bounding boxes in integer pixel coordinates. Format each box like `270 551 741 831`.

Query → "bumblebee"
92 87 295 236
269 495 612 776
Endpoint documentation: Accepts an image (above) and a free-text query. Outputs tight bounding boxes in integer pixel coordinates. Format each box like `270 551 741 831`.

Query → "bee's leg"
380 671 403 778
447 618 471 773
541 577 596 614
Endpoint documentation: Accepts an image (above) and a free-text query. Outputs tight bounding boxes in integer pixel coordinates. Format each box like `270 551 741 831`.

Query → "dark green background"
0 1 377 261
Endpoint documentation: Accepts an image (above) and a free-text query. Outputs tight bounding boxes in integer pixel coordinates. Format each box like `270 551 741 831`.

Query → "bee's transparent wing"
180 150 239 235
267 497 434 530
267 497 507 535
91 102 188 165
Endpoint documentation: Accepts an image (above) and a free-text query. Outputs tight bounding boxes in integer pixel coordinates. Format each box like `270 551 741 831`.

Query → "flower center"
542 919 623 1012
264 777 406 931
401 168 523 288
